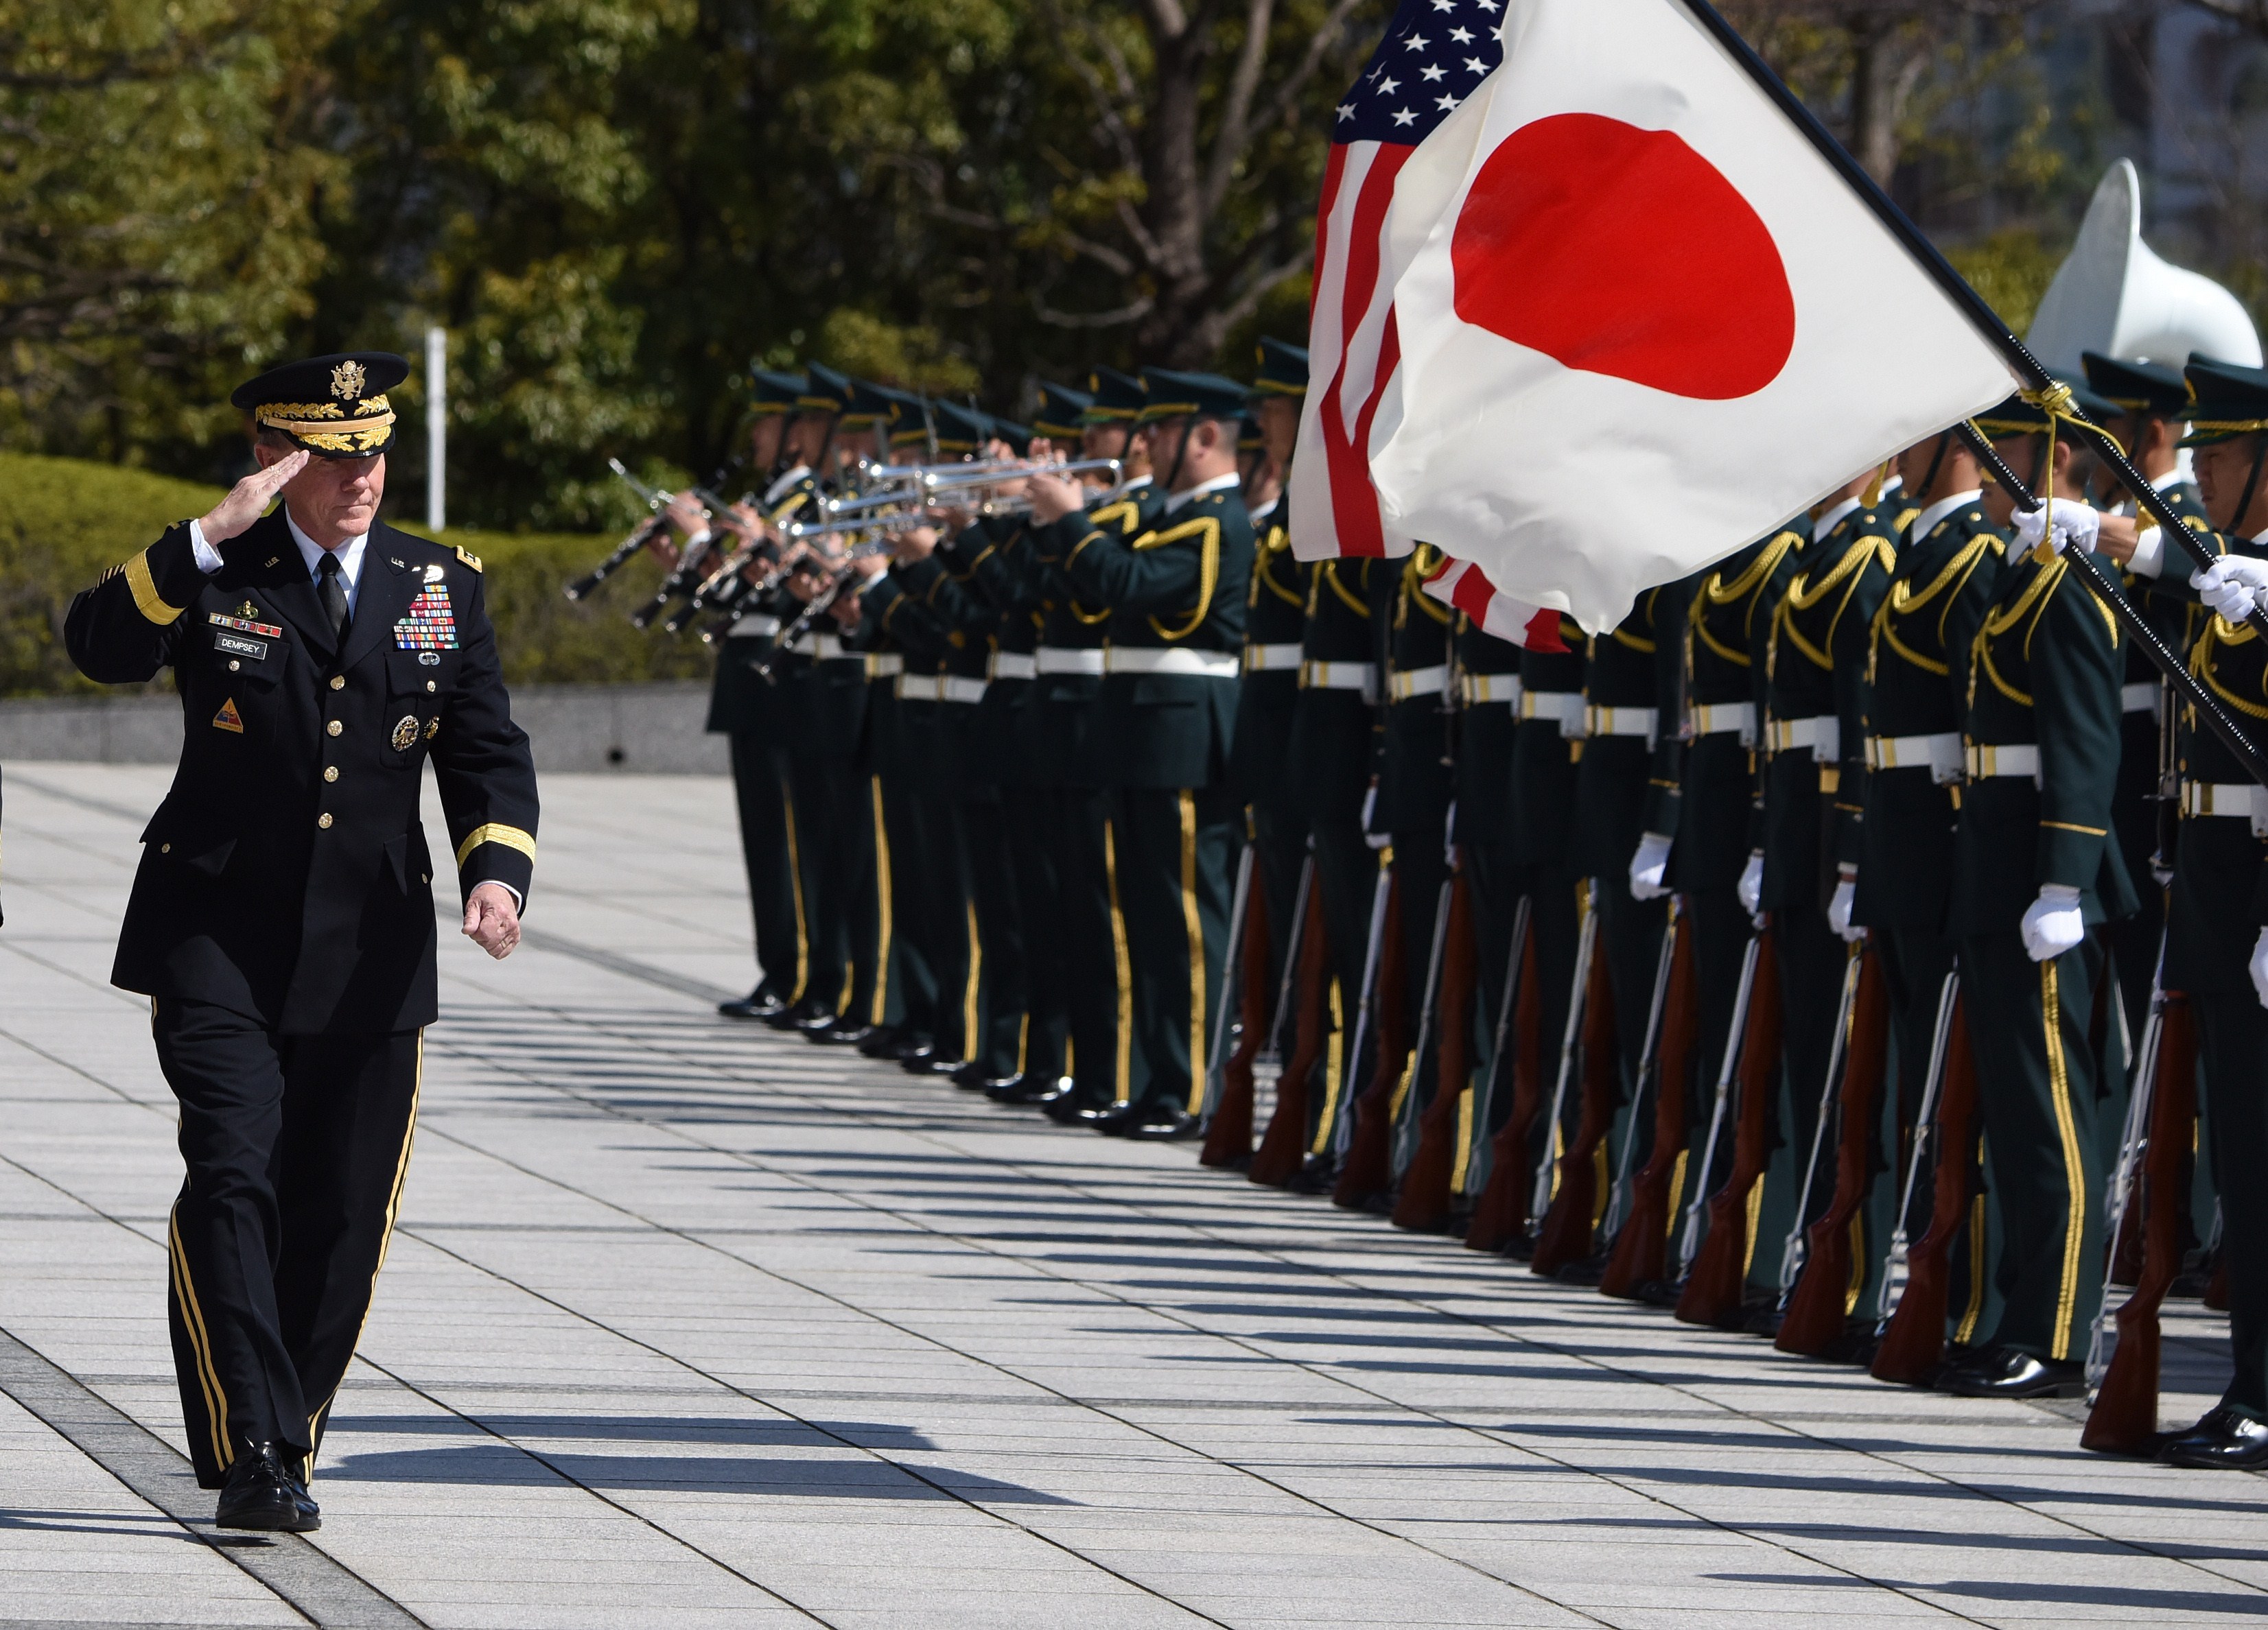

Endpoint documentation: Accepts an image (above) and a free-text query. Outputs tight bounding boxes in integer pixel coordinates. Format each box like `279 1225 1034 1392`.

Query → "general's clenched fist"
463 882 522 959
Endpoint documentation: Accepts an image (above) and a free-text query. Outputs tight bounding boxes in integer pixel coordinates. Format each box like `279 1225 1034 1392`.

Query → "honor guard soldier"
1053 368 1256 1137
64 352 538 1532
1934 392 2133 1400
2069 357 2268 1463
1020 368 1158 1121
710 366 815 1022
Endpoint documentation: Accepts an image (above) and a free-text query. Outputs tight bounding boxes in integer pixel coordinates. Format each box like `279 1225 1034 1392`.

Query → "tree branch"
1033 290 1157 329
1243 0 1369 147
1201 0 1276 219
1141 0 1191 41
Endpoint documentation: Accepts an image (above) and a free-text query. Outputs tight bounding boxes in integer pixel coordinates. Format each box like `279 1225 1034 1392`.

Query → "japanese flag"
1369 0 2018 632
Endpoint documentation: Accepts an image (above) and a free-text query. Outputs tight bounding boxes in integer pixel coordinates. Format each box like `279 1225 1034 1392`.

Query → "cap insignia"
331 359 367 402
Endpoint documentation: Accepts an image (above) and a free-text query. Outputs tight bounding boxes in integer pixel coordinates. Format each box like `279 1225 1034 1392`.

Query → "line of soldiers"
650 344 2268 1470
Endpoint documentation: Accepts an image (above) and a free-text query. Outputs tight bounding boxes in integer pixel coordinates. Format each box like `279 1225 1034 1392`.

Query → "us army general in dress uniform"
65 353 539 1533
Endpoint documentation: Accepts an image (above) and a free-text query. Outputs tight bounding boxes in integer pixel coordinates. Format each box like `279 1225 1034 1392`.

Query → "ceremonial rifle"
1530 923 1621 1279
1600 901 1681 1250
1768 941 1866 1322
1777 937 1893 1356
1198 842 1267 1168
1672 925 1762 1283
1464 899 1543 1254
1675 921 1784 1328
1391 860 1477 1233
1871 971 1959 1334
1598 900 1701 1299
1871 988 1982 1385
1386 833 1460 1196
1521 885 1602 1249
1331 866 1409 1208
1250 864 1332 1188
1324 852 1396 1165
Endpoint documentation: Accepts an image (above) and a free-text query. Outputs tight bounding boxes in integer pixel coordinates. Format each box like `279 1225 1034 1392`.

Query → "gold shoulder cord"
2191 617 2268 720
1324 559 1368 617
1136 516 1223 641
1694 530 1799 665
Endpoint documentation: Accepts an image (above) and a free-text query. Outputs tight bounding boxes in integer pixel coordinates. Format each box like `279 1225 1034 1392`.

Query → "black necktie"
317 552 351 640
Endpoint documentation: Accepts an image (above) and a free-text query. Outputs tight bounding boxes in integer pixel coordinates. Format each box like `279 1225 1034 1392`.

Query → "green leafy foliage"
0 452 708 696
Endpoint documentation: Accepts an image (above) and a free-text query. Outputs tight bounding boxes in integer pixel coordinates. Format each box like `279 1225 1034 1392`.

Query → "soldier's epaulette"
455 545 484 573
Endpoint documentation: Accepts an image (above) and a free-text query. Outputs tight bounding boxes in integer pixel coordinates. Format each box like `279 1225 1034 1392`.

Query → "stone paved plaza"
2 762 2264 1629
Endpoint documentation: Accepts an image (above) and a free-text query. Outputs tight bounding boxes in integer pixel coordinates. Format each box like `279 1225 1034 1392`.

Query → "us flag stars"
1334 0 1506 145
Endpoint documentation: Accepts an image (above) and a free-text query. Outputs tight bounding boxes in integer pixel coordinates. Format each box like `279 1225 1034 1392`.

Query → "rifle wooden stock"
1250 873 1331 1188
1530 934 1622 1275
1871 995 1980 1385
1600 908 1699 1297
1464 916 1544 1252
1333 872 1408 1207
1674 923 1784 1328
1200 878 1271 1168
2083 993 2198 1454
1392 871 1476 1233
1776 939 1892 1356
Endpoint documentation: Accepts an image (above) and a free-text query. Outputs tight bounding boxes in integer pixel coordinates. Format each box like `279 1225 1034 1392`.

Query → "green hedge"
0 452 714 696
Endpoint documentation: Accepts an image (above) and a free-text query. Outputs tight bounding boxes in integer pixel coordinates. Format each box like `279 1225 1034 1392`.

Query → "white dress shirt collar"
1164 470 1240 516
284 508 369 615
1907 489 1983 548
1812 496 1862 544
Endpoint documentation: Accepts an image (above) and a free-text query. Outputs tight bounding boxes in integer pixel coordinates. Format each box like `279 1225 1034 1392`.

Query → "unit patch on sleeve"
394 584 460 650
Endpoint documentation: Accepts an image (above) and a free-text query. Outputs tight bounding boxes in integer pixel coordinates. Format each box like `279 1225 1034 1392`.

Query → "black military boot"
216 1442 320 1533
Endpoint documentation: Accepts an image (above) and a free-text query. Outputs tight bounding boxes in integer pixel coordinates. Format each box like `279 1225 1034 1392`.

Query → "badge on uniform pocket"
391 715 419 752
418 650 440 666
213 698 244 734
213 633 268 661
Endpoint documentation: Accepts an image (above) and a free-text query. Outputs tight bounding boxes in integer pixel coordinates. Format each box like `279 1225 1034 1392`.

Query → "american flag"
1294 0 1506 562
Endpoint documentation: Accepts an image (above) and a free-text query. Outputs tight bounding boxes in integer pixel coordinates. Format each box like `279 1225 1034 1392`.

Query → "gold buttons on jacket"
161 844 171 853
228 660 239 672
323 766 338 783
426 681 436 693
330 675 345 689
327 720 342 736
318 813 334 829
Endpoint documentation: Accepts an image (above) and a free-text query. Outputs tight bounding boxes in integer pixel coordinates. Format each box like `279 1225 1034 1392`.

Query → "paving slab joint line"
0 1323 428 1630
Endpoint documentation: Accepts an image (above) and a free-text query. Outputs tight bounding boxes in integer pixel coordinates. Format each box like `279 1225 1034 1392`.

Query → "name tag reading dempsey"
394 584 460 651
213 633 270 661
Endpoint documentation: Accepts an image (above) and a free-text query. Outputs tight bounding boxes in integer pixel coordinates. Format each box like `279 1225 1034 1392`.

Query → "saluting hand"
463 882 521 959
198 450 309 544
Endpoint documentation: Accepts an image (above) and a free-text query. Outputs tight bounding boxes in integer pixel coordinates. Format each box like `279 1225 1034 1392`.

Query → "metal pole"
425 326 447 534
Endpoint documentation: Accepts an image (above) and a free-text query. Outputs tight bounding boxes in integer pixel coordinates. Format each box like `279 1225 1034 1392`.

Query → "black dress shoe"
1127 1107 1202 1141
2161 1406 2268 1469
1939 1345 2085 1399
718 988 790 1021
766 997 834 1032
988 1076 1064 1106
949 1060 994 1091
1088 1101 1191 1137
1043 1090 1103 1124
216 1443 320 1533
896 1045 938 1074
922 1055 970 1077
856 1025 908 1059
809 1019 875 1047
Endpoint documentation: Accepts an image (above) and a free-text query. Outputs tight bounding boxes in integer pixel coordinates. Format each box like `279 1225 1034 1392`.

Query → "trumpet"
819 457 1123 519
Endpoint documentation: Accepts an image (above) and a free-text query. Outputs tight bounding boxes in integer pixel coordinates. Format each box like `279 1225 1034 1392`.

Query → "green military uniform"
1451 610 1527 1203
1760 486 1899 1322
2156 357 2268 1454
1676 528 1802 1295
1061 368 1256 1137
1945 394 2135 1393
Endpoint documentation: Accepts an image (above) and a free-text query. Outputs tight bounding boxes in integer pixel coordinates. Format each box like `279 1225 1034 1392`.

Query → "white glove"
2192 554 2268 623
1827 867 1860 942
1736 849 1764 917
1628 831 1672 901
2020 883 2085 962
2252 929 2268 1011
1360 781 1390 850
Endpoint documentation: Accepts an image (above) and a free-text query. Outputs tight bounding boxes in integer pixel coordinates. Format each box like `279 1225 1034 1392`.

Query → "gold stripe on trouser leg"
1742 1177 1764 1279
1016 1014 1029 1076
1308 977 1345 1157
1449 1087 1475 1193
1178 791 1207 1114
2039 960 2088 1360
1665 1149 1687 1237
167 1207 231 1472
311 1032 425 1481
1104 819 1134 1106
868 776 892 1024
963 902 983 1056
781 786 810 1002
1956 1190 1988 1346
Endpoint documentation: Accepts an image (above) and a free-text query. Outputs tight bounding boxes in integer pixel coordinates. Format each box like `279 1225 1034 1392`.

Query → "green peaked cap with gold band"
1250 336 1309 398
1136 367 1248 425
931 401 991 454
1033 381 1092 440
2081 353 2190 421
747 366 807 416
2182 355 2268 448
1082 366 1145 424
231 351 408 458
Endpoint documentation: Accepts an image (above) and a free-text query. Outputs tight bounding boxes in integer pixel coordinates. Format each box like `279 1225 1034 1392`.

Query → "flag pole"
1674 0 2268 781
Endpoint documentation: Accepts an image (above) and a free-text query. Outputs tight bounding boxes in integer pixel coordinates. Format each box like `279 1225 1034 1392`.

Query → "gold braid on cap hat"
255 397 396 453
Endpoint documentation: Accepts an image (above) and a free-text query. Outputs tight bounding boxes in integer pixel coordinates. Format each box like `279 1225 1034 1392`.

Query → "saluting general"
64 352 539 1534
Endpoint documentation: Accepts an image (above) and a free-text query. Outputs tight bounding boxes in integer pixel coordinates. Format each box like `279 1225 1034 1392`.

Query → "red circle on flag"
1450 113 1795 400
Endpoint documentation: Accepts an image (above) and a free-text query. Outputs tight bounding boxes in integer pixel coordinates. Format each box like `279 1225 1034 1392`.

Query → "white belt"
1244 642 1303 674
1389 664 1451 702
1462 672 1521 706
1301 659 1376 694
990 652 1038 681
896 675 944 701
1766 714 1839 761
793 631 861 662
941 676 988 705
1105 647 1239 680
1965 742 2040 781
1585 704 1657 740
1868 731 1963 783
1521 690 1585 734
2184 781 2268 837
867 653 904 678
2123 681 2159 715
1690 700 1755 744
727 613 782 639
1036 647 1106 676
